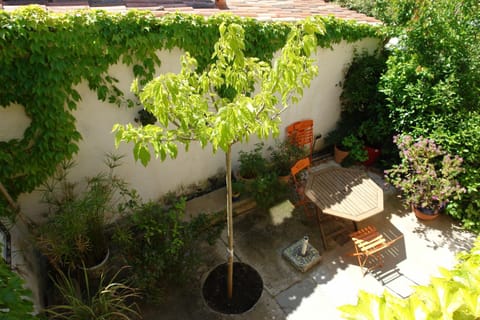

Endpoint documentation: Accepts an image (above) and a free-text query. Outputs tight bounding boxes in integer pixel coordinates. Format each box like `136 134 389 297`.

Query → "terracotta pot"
411 204 440 221
334 145 349 164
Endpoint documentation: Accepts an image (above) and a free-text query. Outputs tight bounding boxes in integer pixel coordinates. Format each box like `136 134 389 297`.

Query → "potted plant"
231 180 244 202
36 154 139 271
268 139 308 183
340 134 368 165
237 143 268 181
385 135 466 220
246 172 288 209
325 125 368 165
337 50 392 166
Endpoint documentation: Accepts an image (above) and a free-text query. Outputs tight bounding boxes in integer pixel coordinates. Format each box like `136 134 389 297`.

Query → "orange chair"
287 120 314 160
349 226 403 275
291 157 314 218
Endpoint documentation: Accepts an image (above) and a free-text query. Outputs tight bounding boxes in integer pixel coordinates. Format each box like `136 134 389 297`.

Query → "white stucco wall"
3 38 380 221
0 37 379 307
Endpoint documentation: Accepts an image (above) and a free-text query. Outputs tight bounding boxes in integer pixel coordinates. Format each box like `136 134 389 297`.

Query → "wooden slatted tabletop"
305 166 384 222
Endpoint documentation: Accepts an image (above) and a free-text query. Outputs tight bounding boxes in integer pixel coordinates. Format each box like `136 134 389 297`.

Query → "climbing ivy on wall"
0 6 380 217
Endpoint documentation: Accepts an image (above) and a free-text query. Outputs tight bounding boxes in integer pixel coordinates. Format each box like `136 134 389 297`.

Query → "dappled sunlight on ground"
143 161 477 320
269 200 296 226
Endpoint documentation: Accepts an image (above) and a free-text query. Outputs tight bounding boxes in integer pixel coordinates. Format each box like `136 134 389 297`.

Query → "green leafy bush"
112 198 222 301
333 0 417 27
327 50 393 166
248 172 289 209
341 134 368 163
339 50 391 149
380 0 480 229
238 143 269 179
0 260 38 320
268 139 308 177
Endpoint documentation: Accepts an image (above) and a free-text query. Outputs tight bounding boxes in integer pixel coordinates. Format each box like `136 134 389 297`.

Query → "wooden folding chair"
287 120 314 161
349 225 403 275
290 157 314 218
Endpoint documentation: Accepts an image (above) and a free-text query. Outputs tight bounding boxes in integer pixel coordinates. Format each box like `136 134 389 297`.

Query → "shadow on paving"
141 170 476 320
141 195 357 320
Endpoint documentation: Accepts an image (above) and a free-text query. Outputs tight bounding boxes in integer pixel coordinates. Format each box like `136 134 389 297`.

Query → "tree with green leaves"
113 18 322 299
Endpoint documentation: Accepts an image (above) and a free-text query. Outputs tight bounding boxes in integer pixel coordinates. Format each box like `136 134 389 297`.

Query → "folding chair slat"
349 225 403 275
355 236 385 251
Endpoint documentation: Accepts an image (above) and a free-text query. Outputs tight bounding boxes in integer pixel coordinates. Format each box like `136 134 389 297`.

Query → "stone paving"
142 161 476 320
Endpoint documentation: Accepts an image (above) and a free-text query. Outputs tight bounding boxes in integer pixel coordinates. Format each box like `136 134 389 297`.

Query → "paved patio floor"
142 161 476 320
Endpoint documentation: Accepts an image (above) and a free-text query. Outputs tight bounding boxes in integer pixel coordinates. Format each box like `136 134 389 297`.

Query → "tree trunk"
225 145 234 299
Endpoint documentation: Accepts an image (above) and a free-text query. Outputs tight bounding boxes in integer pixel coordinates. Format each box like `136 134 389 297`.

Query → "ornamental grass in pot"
385 135 466 220
36 154 139 271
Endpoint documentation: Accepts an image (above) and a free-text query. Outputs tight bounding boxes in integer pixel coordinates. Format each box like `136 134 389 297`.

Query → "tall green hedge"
380 0 480 230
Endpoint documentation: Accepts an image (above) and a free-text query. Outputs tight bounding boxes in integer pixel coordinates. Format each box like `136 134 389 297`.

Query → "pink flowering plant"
385 135 466 213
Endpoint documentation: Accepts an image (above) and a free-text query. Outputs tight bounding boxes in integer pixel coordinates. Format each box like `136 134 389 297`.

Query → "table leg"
353 221 358 231
315 207 328 251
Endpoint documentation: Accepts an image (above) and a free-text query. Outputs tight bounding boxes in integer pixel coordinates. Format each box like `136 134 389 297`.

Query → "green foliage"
340 50 391 148
341 134 368 163
114 19 323 160
135 109 157 126
333 0 417 27
380 0 480 229
268 139 308 176
327 49 393 167
112 199 222 302
0 7 379 220
44 267 140 320
0 260 38 320
248 171 288 209
326 131 368 165
385 135 466 212
339 236 480 319
238 143 269 179
36 154 139 269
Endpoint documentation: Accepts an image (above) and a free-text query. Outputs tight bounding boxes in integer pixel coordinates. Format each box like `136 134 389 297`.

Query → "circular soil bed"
202 262 263 314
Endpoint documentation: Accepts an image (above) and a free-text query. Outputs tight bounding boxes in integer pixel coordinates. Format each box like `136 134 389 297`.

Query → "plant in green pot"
36 154 139 271
385 135 466 220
